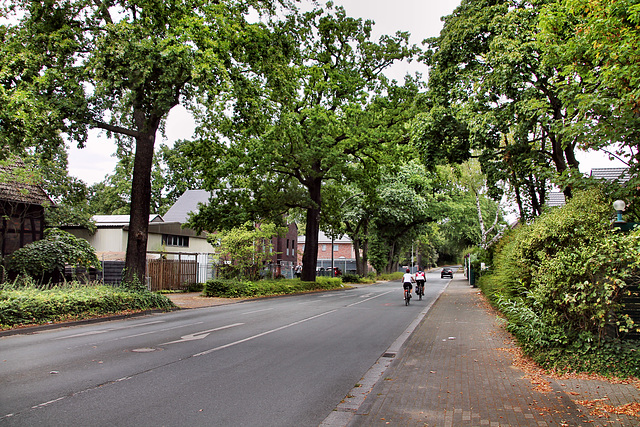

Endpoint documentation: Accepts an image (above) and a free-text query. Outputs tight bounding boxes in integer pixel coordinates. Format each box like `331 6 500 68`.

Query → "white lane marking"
31 396 66 409
346 291 393 307
53 320 165 340
241 308 274 315
161 323 244 345
193 310 337 357
114 322 206 341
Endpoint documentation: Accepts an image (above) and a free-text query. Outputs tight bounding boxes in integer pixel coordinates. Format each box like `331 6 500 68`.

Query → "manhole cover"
131 348 158 353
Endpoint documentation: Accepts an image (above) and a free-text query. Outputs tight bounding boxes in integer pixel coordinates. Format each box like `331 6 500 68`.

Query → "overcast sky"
67 0 621 185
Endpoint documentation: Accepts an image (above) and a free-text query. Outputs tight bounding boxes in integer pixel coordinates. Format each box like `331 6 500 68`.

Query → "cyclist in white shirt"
402 268 414 299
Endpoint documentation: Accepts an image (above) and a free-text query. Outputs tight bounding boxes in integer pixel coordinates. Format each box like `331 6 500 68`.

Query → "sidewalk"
346 275 640 426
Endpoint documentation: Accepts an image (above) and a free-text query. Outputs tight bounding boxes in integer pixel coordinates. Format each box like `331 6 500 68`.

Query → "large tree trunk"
354 220 370 276
124 110 160 285
301 177 322 282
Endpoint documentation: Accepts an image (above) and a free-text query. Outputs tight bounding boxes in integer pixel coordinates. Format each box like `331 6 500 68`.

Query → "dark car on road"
441 267 454 278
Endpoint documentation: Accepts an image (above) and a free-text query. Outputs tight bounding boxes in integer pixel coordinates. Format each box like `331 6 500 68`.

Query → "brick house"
0 159 52 258
297 230 358 275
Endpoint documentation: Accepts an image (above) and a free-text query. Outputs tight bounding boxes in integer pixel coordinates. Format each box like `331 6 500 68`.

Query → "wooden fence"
147 258 197 292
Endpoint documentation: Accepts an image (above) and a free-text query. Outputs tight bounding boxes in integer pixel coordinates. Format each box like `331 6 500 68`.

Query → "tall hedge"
480 189 640 347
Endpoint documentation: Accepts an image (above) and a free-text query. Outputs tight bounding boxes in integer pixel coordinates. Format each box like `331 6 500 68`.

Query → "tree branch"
92 121 141 138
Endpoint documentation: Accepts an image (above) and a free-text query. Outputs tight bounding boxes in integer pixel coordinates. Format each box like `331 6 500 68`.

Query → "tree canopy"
416 0 585 220
1 0 291 282
187 4 420 280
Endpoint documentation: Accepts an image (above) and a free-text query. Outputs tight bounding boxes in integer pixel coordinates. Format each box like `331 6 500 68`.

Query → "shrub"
478 188 640 377
0 282 174 329
377 271 403 281
6 229 100 284
341 273 361 283
203 277 343 298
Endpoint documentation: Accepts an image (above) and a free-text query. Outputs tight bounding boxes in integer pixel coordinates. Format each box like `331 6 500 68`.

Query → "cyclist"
402 268 414 302
415 267 426 300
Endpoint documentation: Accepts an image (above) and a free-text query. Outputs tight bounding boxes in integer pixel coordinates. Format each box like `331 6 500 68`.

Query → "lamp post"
613 199 626 223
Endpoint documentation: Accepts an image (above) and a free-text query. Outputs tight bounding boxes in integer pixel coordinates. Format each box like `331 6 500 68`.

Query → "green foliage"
419 0 584 221
6 229 100 283
340 273 361 284
368 161 440 273
187 4 420 281
203 277 344 298
0 282 174 329
377 271 404 281
119 271 148 293
479 188 640 377
539 0 640 172
209 221 287 280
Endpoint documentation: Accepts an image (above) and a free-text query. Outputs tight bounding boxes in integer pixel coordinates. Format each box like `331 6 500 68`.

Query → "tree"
188 5 419 281
454 160 506 249
209 221 286 281
416 0 583 220
538 0 640 213
539 0 640 168
1 0 292 283
368 161 437 274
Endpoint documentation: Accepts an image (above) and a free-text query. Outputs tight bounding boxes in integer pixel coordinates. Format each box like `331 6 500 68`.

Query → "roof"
92 214 163 227
162 190 213 224
547 192 566 207
590 168 631 183
0 158 53 206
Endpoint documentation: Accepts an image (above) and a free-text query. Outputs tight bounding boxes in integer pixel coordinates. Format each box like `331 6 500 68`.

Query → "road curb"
319 278 451 427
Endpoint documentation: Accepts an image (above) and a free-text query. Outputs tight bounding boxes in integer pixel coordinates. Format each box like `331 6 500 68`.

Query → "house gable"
0 159 52 257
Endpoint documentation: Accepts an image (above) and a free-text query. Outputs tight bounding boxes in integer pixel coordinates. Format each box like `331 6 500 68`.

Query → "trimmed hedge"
203 277 344 298
0 284 175 329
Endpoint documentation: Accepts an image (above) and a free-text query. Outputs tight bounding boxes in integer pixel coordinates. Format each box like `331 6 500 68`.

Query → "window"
333 244 338 252
322 244 326 251
162 234 189 247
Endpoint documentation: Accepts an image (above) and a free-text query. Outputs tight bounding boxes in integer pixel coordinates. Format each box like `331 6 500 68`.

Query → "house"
297 230 359 275
0 159 52 258
64 214 215 260
164 190 299 277
546 167 632 208
65 190 299 283
62 212 215 287
590 167 631 183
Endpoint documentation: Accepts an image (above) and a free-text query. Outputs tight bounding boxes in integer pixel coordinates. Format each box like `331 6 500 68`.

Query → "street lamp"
613 199 626 223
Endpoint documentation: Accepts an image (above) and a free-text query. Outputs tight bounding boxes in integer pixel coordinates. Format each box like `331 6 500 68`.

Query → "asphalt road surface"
1 272 450 427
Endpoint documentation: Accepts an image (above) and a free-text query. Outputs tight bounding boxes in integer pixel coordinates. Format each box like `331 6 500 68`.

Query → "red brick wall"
296 241 354 263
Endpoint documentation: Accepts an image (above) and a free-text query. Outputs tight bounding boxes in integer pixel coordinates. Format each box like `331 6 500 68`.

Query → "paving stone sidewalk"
348 276 640 427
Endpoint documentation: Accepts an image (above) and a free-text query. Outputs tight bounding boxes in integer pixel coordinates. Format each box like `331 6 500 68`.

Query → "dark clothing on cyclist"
415 269 426 295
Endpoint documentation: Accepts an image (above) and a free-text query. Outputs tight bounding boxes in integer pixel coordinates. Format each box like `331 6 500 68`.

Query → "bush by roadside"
203 277 345 298
377 271 403 281
478 188 640 379
0 282 175 330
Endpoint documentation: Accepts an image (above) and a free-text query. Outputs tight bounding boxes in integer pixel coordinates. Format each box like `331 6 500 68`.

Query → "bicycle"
404 286 411 305
415 281 425 300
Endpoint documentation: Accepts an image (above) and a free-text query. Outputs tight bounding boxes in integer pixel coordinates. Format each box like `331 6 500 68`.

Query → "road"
1 272 449 426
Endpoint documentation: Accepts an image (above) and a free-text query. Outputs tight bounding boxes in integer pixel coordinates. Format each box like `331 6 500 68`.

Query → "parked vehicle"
441 267 454 278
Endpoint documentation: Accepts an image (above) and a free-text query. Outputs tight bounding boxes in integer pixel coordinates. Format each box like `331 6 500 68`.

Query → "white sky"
67 0 624 185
